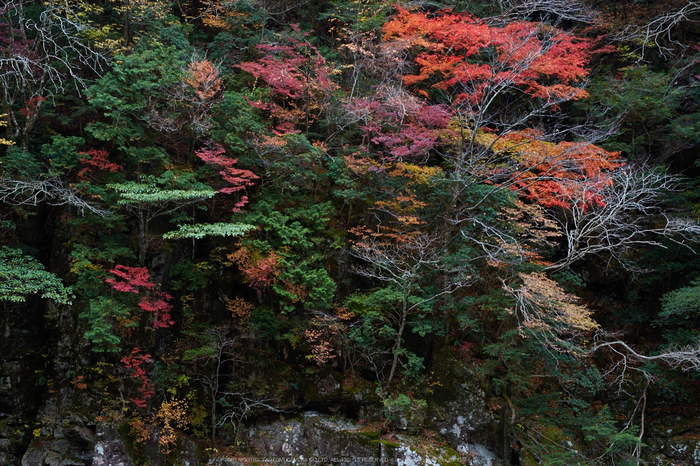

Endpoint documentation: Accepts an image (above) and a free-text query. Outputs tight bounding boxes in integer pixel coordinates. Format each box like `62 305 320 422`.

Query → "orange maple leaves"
379 7 619 210
184 59 222 101
487 130 623 209
383 7 593 104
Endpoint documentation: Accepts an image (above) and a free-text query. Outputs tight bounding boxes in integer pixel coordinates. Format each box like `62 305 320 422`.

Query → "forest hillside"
3 0 700 464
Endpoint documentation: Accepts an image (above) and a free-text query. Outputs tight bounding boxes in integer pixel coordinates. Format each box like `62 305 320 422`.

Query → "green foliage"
656 278 700 346
215 91 267 154
42 135 85 175
1 146 42 179
80 296 129 352
170 260 214 292
584 63 700 160
242 197 337 313
163 222 254 239
249 306 284 340
660 278 700 321
0 247 73 304
381 393 426 422
86 44 186 154
110 181 216 205
69 241 133 299
321 0 393 34
343 288 428 383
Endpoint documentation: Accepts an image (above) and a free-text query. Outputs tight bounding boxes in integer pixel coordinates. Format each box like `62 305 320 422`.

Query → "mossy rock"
378 434 463 465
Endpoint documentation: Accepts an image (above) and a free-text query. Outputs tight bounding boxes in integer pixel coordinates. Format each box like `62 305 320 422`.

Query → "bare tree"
216 391 285 446
349 233 473 386
0 177 109 217
593 330 700 387
495 0 601 25
0 0 108 147
546 165 700 271
503 272 700 460
612 1 700 60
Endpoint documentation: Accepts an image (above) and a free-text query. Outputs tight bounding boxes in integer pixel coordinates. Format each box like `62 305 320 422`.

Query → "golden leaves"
517 272 597 333
506 272 598 355
156 398 189 451
226 297 254 323
184 60 222 101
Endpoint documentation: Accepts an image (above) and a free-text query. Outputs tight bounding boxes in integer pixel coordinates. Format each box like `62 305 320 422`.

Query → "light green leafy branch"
0 247 73 304
164 223 255 240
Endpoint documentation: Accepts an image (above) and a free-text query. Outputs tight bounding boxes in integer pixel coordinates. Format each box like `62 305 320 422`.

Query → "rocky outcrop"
21 436 91 466
211 411 502 466
20 387 97 466
92 424 134 466
249 411 376 463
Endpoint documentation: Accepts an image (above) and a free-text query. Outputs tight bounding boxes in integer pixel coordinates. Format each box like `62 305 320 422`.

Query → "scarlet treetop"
373 7 620 210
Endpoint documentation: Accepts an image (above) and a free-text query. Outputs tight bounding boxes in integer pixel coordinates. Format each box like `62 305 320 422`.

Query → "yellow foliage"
0 114 13 146
227 297 254 322
518 272 598 331
156 398 189 451
507 272 598 355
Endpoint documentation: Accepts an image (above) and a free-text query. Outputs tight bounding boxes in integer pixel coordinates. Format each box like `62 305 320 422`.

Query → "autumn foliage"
374 7 621 210
486 130 623 209
237 28 337 134
345 87 452 160
77 148 122 180
184 60 222 101
106 265 155 293
107 265 174 329
121 348 155 408
228 247 280 291
383 7 595 104
195 142 258 211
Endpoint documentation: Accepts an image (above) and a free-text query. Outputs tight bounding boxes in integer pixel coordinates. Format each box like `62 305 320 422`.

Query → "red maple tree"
106 265 174 329
106 265 155 293
378 7 619 209
382 7 597 104
138 292 174 329
195 142 258 212
237 26 337 135
484 129 623 209
77 148 122 180
121 348 154 408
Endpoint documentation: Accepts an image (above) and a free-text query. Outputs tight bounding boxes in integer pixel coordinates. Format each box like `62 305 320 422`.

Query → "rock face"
642 423 700 465
0 421 23 466
20 385 98 466
92 424 134 466
428 350 498 455
210 411 503 466
21 436 91 466
250 412 376 463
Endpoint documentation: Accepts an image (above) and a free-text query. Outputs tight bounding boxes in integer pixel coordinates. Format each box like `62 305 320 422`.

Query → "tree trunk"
387 293 408 386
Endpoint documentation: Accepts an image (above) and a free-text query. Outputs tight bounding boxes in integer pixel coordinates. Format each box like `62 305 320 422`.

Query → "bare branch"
612 1 700 60
496 0 601 25
0 1 109 145
591 330 700 396
0 177 109 217
593 334 700 372
546 165 700 271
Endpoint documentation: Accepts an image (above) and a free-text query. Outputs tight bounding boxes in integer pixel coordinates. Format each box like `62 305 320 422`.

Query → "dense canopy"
3 0 700 463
